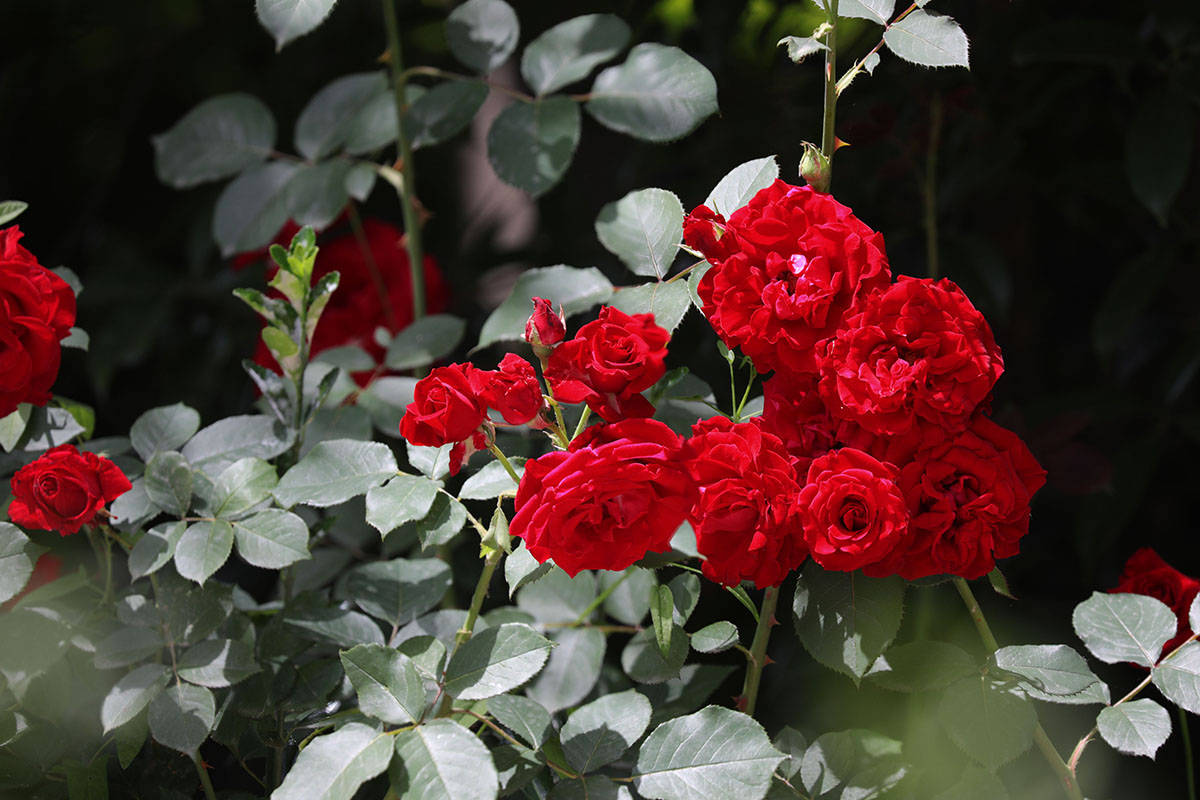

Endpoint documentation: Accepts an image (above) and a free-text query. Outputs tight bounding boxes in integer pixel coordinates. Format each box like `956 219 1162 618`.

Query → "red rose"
399 363 487 447
864 416 1046 580
684 417 807 588
686 181 890 376
524 297 565 350
471 353 543 425
9 444 132 536
818 276 1003 441
798 447 910 572
544 306 670 423
682 205 738 263
760 373 839 473
1112 548 1200 656
511 419 693 576
0 226 76 417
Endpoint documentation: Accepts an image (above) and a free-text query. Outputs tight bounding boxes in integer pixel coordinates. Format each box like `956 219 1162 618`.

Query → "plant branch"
739 586 780 717
487 442 522 485
820 0 840 168
1182 707 1197 800
451 548 503 656
192 753 218 800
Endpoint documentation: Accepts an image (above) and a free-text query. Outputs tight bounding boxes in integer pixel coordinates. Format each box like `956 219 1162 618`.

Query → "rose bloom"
684 417 807 588
471 353 543 426
0 226 76 417
511 419 693 576
818 276 1003 442
685 180 890 377
544 306 669 422
798 447 910 572
1111 548 1200 656
399 363 488 475
863 416 1046 580
9 444 132 536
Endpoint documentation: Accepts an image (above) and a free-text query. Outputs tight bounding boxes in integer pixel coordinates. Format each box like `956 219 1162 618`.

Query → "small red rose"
524 296 566 350
399 363 490 474
9 444 132 536
471 353 543 426
1111 548 1199 656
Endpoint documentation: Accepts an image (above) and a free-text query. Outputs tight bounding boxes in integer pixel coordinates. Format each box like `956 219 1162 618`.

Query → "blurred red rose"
9 444 131 536
1112 548 1200 656
2 553 63 611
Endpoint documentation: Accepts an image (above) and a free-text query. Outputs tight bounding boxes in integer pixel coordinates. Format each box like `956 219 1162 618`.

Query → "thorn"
762 655 776 666
733 694 748 712
768 614 780 627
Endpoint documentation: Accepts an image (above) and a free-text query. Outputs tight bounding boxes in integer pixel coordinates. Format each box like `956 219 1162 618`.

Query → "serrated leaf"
883 10 970 69
562 689 652 773
337 557 452 629
1152 641 1200 714
446 0 518 74
595 187 684 279
1073 591 1176 667
0 405 32 452
609 281 692 333
650 583 675 660
792 563 906 684
600 567 656 626
0 524 44 604
340 644 425 724
153 94 275 188
634 706 783 800
148 683 215 754
101 664 170 733
517 568 596 623
527 627 605 712
365 475 440 536
623 624 688 684
143 451 194 516
174 521 235 584
587 44 718 143
459 459 525 501
778 36 827 63
667 573 701 624
0 200 28 226
177 638 259 687
1192 595 1200 634
798 729 906 799
414 493 468 549
444 623 553 700
182 415 293 477
295 72 385 160
389 719 499 800
478 265 614 350
487 97 581 198
487 694 552 749
521 14 631 95
284 607 384 648
865 640 977 693
205 457 277 519
938 676 1037 769
274 439 398 508
931 765 1008 800
988 565 1016 599
994 644 1110 705
385 314 468 371
256 0 338 51
835 0 895 25
212 162 300 256
1097 699 1171 758
284 160 351 229
130 403 201 461
94 627 164 669
232 509 310 569
505 541 553 599
691 621 739 654
408 82 489 150
272 722 392 799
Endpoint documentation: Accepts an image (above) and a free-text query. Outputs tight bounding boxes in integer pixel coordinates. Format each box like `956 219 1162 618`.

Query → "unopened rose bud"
799 142 831 194
524 296 566 356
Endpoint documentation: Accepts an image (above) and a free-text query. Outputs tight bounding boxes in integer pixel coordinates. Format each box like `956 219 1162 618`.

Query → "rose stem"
487 443 522 485
820 0 839 176
381 0 426 323
952 577 1085 800
740 585 780 718
451 547 503 657
192 753 218 800
1181 706 1197 800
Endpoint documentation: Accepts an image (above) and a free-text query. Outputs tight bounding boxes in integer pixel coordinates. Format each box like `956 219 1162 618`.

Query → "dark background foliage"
2 0 1197 795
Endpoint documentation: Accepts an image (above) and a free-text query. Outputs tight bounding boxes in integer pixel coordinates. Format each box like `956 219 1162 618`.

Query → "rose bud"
524 297 566 355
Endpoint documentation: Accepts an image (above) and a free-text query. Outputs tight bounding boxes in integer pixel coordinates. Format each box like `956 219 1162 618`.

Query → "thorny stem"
192 753 218 800
923 92 943 280
953 578 1084 800
820 0 839 170
451 548 503 657
1182 707 1197 800
739 586 780 717
834 2 920 96
381 0 426 323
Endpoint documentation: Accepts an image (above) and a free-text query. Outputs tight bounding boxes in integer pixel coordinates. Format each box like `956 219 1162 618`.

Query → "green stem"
571 406 592 441
820 0 839 170
952 578 1084 800
923 92 943 280
570 570 630 626
381 0 426 323
451 548 503 656
739 586 780 718
487 443 522 485
192 753 218 800
1182 706 1197 800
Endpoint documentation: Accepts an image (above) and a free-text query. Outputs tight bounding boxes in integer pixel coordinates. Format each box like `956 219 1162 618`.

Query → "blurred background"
1 0 1197 796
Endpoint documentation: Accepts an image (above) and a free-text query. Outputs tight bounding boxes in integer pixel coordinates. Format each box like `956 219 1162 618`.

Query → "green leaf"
505 542 553 599
667 573 701 624
212 162 300 256
274 439 398 508
0 200 28 226
0 523 45 604
521 14 631 95
408 82 489 150
882 10 970 69
444 623 553 700
931 766 1008 800
285 608 385 648
937 676 1037 769
148 683 215 754
595 188 684 279
60 326 89 351
177 638 259 688
174 521 235 584
63 757 108 800
295 72 386 159
183 414 293 476
1191 594 1200 633
1152 641 1200 714
1097 699 1171 758
527 628 605 712
586 44 718 143
487 97 581 198
548 776 628 800
487 694 552 749
143 451 194 516
273 722 393 799
256 0 338 51
152 93 275 188
101 664 171 733
634 706 783 800
650 583 675 660
94 627 164 669
623 624 688 684
414 493 468 549
562 689 652 773
365 475 440 536
205 457 277 519
478 265 614 350
389 719 499 800
792 563 906 684
691 621 739 654
609 281 691 333
130 403 201 461
0 405 32 452
340 644 425 725
1072 591 1176 667
494 745 546 796
460 459 525 501
865 640 977 693
834 0 895 25
778 36 827 63
385 314 468 371
337 557 452 629
994 644 1110 705
518 568 596 623
156 573 235 645
397 635 447 682
987 565 1016 599
285 160 351 229
232 509 311 569
345 162 378 201
1126 89 1194 226
446 0 519 74
704 156 779 217
600 567 656 626
798 729 906 800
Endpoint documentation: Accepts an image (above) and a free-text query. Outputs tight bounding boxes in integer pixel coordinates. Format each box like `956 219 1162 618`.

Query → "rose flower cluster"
398 179 1045 590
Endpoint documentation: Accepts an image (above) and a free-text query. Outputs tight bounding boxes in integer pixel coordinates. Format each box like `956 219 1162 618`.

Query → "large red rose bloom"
9 444 132 536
